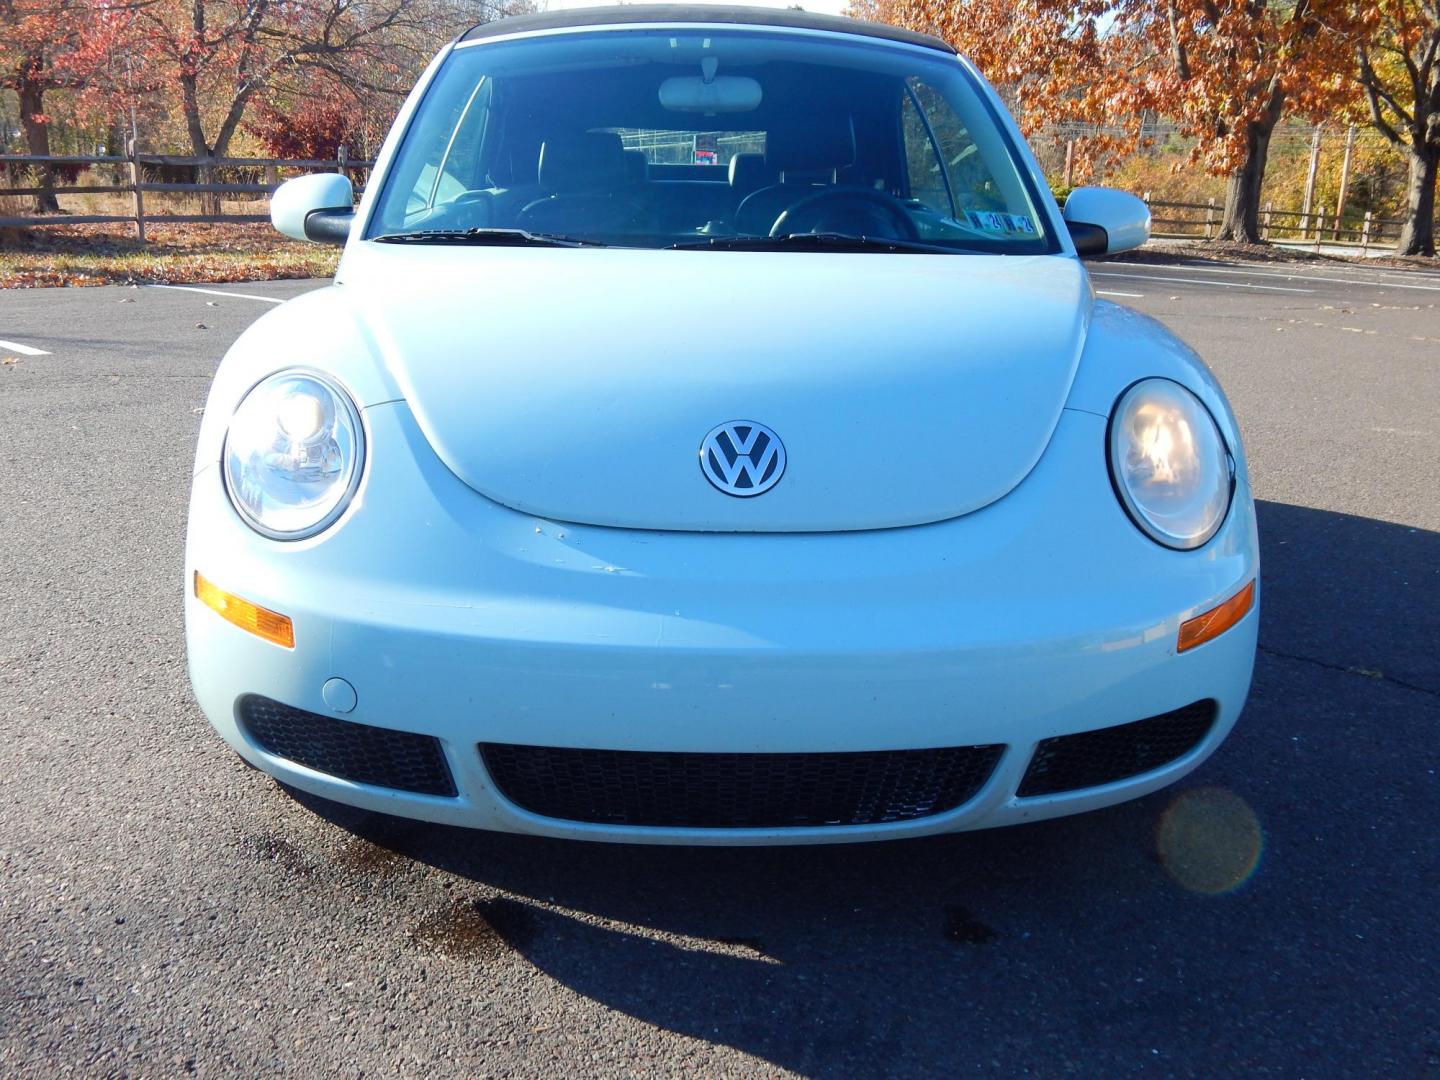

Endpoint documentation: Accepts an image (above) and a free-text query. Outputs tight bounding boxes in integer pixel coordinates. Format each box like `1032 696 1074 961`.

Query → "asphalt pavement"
1 257 1437 1077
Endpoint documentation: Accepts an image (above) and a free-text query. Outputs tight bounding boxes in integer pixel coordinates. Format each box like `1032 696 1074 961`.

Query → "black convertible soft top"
458 5 955 55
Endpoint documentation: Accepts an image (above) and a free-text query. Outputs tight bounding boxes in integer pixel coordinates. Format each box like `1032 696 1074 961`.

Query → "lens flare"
1133 402 1193 486
276 391 327 441
1156 787 1263 895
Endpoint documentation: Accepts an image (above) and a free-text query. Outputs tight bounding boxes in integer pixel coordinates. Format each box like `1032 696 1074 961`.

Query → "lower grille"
479 743 1003 829
237 695 456 797
1017 700 1218 797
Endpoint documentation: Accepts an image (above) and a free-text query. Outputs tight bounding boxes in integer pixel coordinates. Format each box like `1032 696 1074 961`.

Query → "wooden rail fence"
0 149 373 240
1144 196 1404 254
1 153 1406 253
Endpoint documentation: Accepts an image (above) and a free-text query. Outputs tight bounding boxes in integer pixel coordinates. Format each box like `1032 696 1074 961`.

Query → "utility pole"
1334 124 1356 240
1301 124 1322 238
126 52 144 243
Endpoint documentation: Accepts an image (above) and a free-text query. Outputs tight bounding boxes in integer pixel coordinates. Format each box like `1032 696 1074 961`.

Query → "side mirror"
271 173 356 245
1062 187 1151 257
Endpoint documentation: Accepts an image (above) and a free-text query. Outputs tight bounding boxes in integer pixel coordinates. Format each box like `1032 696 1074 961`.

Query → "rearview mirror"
271 173 356 245
659 75 762 114
1062 187 1151 257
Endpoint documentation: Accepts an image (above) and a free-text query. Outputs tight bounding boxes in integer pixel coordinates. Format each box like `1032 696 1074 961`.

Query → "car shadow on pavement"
286 500 1438 1076
1251 500 1437 696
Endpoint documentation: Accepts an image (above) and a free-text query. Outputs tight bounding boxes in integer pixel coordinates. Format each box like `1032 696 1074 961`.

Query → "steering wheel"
770 188 921 240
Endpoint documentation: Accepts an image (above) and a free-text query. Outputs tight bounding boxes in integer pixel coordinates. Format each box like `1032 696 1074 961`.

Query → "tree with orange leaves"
118 0 437 162
860 0 1360 244
1333 0 1440 255
1148 0 1360 241
0 0 130 210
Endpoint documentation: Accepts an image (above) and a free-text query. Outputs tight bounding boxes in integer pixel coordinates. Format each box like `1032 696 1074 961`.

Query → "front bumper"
186 402 1258 845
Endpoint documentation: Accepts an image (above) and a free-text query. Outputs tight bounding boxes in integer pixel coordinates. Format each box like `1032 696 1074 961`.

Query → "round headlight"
1108 378 1232 550
223 371 364 539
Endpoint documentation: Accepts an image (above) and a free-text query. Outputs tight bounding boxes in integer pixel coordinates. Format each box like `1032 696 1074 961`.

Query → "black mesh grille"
1017 700 1218 797
479 743 1004 828
237 695 456 797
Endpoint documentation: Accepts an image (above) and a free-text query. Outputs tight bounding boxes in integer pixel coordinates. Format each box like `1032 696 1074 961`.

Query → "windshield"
367 28 1056 253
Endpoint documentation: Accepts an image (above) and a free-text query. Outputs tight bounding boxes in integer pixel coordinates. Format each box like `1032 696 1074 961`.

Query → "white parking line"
1096 290 1144 298
1092 271 1313 294
145 284 285 304
0 338 50 356
1103 260 1440 292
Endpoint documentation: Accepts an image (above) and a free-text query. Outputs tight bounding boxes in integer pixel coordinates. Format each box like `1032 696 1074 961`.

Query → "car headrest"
764 114 855 175
538 133 627 193
622 149 649 184
728 152 771 195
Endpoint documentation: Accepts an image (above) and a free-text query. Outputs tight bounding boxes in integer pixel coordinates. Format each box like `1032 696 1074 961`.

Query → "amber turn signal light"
194 571 295 649
1178 579 1255 653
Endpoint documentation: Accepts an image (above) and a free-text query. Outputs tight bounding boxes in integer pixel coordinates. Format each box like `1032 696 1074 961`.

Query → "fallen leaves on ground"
0 221 339 288
8 222 1434 289
1097 240 1440 271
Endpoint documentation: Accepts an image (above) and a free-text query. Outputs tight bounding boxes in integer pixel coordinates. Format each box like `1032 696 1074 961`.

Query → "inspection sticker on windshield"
965 210 1037 236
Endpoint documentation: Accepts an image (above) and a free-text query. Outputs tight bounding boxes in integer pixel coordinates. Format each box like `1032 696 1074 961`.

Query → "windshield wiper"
371 228 605 248
668 232 965 254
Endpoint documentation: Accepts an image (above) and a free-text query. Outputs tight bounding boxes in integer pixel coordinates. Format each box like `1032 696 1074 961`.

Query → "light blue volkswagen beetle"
186 5 1259 844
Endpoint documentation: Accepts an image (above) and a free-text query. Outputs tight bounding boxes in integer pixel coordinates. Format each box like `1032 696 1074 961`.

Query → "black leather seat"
733 115 858 235
517 133 641 235
622 150 649 185
727 152 773 200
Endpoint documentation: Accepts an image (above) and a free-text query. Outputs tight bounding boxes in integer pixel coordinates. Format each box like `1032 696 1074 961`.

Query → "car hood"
345 245 1092 532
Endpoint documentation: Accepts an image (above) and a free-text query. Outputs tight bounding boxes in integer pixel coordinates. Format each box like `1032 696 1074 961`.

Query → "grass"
0 220 340 288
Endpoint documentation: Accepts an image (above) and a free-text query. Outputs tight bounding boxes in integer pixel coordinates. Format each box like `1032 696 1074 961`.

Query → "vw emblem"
700 421 786 497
